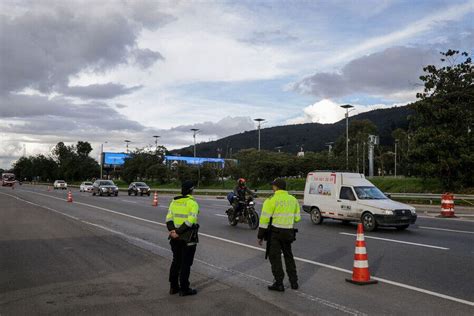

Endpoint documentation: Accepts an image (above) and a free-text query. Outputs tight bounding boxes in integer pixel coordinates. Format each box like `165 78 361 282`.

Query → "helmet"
238 178 246 186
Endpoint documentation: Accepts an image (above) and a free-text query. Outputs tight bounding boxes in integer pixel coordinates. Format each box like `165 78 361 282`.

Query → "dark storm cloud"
0 1 170 95
294 46 440 98
60 83 143 99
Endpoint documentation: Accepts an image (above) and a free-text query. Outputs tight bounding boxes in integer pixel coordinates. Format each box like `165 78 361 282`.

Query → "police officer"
166 180 200 296
258 178 301 292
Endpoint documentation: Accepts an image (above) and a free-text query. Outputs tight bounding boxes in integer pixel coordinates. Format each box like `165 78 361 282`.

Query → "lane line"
0 191 364 315
7 189 474 307
339 233 449 250
215 214 227 217
120 199 138 204
418 226 474 235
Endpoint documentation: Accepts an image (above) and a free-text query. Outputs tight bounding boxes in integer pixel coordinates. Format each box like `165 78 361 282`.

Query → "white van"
302 172 417 231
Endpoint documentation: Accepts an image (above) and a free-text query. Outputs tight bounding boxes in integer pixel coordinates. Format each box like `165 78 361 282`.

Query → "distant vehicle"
79 181 94 192
303 172 417 231
1 173 16 186
128 182 151 196
53 180 68 190
92 180 119 196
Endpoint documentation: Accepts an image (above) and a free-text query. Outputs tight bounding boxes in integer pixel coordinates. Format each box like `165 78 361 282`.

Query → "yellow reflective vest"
166 195 199 228
259 190 301 229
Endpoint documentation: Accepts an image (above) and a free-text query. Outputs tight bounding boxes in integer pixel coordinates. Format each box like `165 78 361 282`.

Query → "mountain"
173 106 413 158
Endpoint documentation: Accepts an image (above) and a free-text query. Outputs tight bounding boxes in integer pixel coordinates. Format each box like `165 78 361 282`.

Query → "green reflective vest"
166 195 199 227
259 190 301 229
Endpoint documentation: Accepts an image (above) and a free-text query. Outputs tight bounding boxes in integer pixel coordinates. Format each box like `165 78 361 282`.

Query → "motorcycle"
226 195 259 230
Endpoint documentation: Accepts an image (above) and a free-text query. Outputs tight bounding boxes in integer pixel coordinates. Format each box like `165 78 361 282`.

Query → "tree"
409 50 474 189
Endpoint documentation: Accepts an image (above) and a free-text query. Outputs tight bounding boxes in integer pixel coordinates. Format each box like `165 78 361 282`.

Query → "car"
302 172 417 232
53 180 68 190
128 182 151 196
79 181 94 192
92 180 119 196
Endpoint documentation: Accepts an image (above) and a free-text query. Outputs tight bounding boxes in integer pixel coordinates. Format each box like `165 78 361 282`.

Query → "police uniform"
258 180 301 291
166 181 199 296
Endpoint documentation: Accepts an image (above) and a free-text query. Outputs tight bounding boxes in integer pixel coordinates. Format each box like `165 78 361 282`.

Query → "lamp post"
340 105 354 170
153 135 160 153
190 129 199 157
124 140 131 154
394 139 399 178
100 141 108 179
325 142 334 156
254 118 265 151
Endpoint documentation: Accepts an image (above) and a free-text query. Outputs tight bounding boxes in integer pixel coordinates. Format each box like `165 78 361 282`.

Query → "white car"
79 181 94 192
303 172 417 231
53 180 68 190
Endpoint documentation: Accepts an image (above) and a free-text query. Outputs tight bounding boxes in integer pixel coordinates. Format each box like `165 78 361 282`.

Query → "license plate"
400 216 410 220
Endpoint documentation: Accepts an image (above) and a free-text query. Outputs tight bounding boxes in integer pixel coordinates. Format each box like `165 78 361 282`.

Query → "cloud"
168 116 256 139
60 83 143 99
294 46 439 99
0 0 168 95
287 99 392 125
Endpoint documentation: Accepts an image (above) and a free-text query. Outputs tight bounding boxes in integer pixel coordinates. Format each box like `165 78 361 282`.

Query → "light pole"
190 129 200 157
340 105 354 170
254 118 265 151
100 141 108 179
394 139 399 178
124 140 131 154
325 142 334 155
153 135 160 153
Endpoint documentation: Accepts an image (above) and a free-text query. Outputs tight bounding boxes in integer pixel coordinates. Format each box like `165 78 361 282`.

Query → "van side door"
338 186 357 220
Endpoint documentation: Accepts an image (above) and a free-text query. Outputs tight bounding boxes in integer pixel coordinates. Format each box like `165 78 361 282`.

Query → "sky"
0 0 473 168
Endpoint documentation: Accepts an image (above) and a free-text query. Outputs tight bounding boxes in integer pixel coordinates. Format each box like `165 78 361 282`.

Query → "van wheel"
361 212 377 232
396 225 409 231
310 208 323 225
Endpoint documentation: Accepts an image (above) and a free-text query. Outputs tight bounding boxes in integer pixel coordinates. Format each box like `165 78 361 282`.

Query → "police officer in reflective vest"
166 180 200 296
258 178 301 292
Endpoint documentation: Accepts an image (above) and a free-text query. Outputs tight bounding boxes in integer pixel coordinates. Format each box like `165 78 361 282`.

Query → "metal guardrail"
24 183 474 201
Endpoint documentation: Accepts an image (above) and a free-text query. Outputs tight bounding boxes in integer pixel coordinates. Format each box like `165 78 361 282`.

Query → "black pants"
169 239 196 290
268 229 298 284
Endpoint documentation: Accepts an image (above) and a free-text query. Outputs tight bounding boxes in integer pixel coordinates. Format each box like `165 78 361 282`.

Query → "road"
1 184 473 315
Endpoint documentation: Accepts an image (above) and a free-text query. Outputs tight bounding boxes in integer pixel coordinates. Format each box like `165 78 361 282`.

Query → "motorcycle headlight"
383 210 394 215
249 201 255 205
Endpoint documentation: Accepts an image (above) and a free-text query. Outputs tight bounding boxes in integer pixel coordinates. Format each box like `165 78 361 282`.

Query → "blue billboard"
164 155 225 168
103 152 129 166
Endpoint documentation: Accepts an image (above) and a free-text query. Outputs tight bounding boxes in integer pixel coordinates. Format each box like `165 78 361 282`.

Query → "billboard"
164 155 225 168
103 152 129 166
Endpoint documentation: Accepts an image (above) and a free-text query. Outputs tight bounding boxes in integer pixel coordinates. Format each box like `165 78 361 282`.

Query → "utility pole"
340 105 354 170
356 143 359 173
362 142 366 175
254 118 266 151
100 141 107 179
190 129 199 157
368 135 378 177
325 142 334 156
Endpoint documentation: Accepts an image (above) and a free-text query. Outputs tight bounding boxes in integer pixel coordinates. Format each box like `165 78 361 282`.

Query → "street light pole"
124 140 131 154
340 105 354 170
394 139 398 178
254 118 265 151
100 141 108 179
190 129 199 157
153 135 160 153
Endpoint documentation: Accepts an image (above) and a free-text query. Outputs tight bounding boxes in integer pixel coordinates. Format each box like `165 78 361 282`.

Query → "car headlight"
383 210 394 215
101 187 107 191
411 209 416 214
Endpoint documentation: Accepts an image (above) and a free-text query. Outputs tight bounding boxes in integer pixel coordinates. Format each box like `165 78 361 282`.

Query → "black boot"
268 282 284 292
290 282 299 290
179 288 198 296
169 287 180 295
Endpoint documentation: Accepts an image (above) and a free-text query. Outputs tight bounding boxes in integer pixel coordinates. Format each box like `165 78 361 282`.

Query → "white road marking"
418 226 474 234
120 199 138 204
6 189 474 307
0 191 365 315
417 215 474 222
215 214 227 217
339 233 449 250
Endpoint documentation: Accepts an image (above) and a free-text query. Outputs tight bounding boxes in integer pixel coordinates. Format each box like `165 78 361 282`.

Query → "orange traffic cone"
346 223 378 285
67 190 73 203
152 191 158 207
439 193 456 218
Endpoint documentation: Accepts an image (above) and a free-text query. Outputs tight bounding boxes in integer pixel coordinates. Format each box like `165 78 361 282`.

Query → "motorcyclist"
231 178 254 219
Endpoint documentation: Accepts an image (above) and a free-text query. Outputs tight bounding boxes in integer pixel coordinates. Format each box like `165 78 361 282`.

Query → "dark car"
92 180 119 196
128 182 151 196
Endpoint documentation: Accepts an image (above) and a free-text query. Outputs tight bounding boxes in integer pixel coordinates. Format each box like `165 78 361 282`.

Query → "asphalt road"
1 184 473 315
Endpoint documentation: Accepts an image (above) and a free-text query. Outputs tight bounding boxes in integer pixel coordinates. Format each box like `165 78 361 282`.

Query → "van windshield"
354 186 387 200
